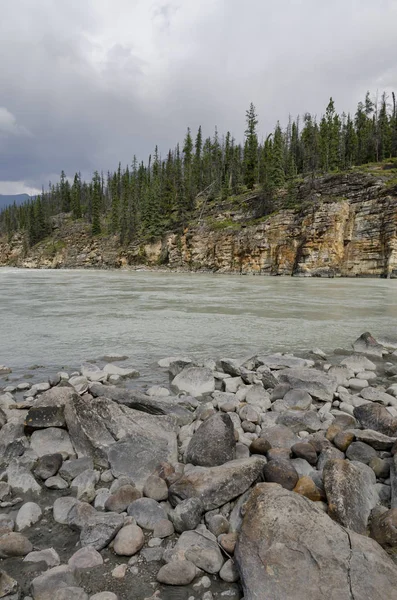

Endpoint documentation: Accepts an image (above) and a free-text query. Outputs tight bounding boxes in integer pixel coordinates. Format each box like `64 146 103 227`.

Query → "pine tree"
271 123 285 187
244 102 259 189
60 171 71 213
91 171 102 235
71 173 82 219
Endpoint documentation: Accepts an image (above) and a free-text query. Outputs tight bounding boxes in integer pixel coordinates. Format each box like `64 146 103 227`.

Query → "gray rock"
69 376 90 395
34 453 63 480
168 457 266 511
71 470 99 503
260 425 299 449
68 546 103 570
171 367 215 397
156 560 196 585
276 367 337 402
143 474 168 501
354 403 397 437
45 475 69 490
0 570 19 599
113 524 144 556
103 364 139 378
30 565 79 600
323 459 378 534
0 533 33 558
15 502 42 531
351 429 396 450
345 441 377 464
360 387 396 405
127 498 167 530
172 498 204 533
370 507 397 547
276 410 322 433
165 528 218 563
53 588 88 600
353 332 384 357
185 413 236 467
90 594 118 600
219 559 239 583
341 355 377 374
235 482 397 600
263 459 299 490
79 511 124 550
59 458 94 483
244 385 271 409
30 428 75 459
53 497 79 525
259 355 311 370
316 446 345 471
6 461 41 494
24 548 60 568
206 514 229 537
185 545 224 574
153 519 174 538
273 389 312 412
104 485 141 513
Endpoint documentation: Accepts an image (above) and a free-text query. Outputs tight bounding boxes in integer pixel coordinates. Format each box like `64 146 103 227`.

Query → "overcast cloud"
1 0 397 194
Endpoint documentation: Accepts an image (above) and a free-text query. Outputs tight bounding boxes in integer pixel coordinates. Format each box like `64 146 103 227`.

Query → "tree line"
1 90 397 246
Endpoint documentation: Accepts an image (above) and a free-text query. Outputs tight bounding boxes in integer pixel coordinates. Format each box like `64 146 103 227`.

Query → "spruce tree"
91 171 102 235
244 102 259 189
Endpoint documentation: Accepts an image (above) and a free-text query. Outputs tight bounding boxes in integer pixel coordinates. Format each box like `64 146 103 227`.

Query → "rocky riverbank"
1 171 397 277
1 332 397 598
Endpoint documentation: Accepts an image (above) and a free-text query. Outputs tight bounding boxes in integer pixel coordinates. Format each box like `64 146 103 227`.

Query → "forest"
1 90 397 247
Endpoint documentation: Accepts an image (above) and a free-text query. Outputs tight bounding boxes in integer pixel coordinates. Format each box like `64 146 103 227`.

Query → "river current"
0 268 396 382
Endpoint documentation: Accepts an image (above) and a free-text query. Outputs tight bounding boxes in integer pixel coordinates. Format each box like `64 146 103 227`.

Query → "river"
0 268 396 382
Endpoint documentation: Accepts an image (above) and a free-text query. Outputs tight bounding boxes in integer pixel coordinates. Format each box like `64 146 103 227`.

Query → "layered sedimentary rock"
1 172 396 276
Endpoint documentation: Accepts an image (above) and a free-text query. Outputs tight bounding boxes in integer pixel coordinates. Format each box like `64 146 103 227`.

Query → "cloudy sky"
1 0 397 195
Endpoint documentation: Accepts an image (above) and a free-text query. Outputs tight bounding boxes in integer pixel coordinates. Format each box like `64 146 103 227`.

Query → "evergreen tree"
244 102 259 189
71 173 82 219
91 171 102 235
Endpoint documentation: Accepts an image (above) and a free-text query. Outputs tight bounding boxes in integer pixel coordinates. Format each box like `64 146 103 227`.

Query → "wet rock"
354 403 397 436
68 546 103 570
59 458 95 483
171 498 204 533
0 533 33 558
143 475 168 501
323 459 378 534
185 413 235 467
235 482 397 600
370 508 397 547
171 367 215 397
345 441 377 464
156 560 196 585
24 548 60 568
30 427 75 459
30 565 79 600
104 485 141 513
103 364 139 378
127 498 167 530
353 332 384 357
34 453 63 480
15 502 42 531
113 524 144 556
168 457 266 511
290 442 317 465
276 367 337 402
263 459 299 491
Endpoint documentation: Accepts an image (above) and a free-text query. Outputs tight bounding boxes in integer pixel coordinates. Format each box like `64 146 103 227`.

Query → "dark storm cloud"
1 0 397 193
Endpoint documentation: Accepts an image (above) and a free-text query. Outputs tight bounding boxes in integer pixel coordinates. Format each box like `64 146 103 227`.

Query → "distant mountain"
0 194 30 211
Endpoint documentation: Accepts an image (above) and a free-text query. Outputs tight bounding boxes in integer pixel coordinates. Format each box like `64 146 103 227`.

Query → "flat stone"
354 403 397 437
31 565 79 600
30 428 75 458
6 461 42 494
68 546 103 570
69 376 90 395
260 425 299 449
352 429 397 450
90 594 118 600
59 458 95 483
360 387 396 405
276 410 322 433
235 482 397 600
341 355 377 374
53 588 89 600
169 457 266 511
45 476 69 490
276 367 337 402
79 512 124 551
273 389 312 412
171 367 215 397
127 498 167 530
345 441 377 464
24 548 60 568
244 385 271 409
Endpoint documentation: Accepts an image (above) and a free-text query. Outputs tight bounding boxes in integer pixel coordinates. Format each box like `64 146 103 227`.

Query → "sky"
1 0 397 196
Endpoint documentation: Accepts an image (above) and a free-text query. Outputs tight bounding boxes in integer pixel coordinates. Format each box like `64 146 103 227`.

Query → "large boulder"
323 459 378 534
25 387 78 430
352 332 384 357
64 395 177 477
353 403 397 437
235 483 397 600
168 457 266 511
276 368 337 402
185 413 236 467
171 367 215 397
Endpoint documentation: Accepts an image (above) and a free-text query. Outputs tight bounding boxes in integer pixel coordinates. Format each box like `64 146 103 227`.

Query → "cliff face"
1 171 397 277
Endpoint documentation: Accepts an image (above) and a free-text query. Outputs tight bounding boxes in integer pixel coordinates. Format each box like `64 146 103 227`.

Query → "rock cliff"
1 170 397 276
